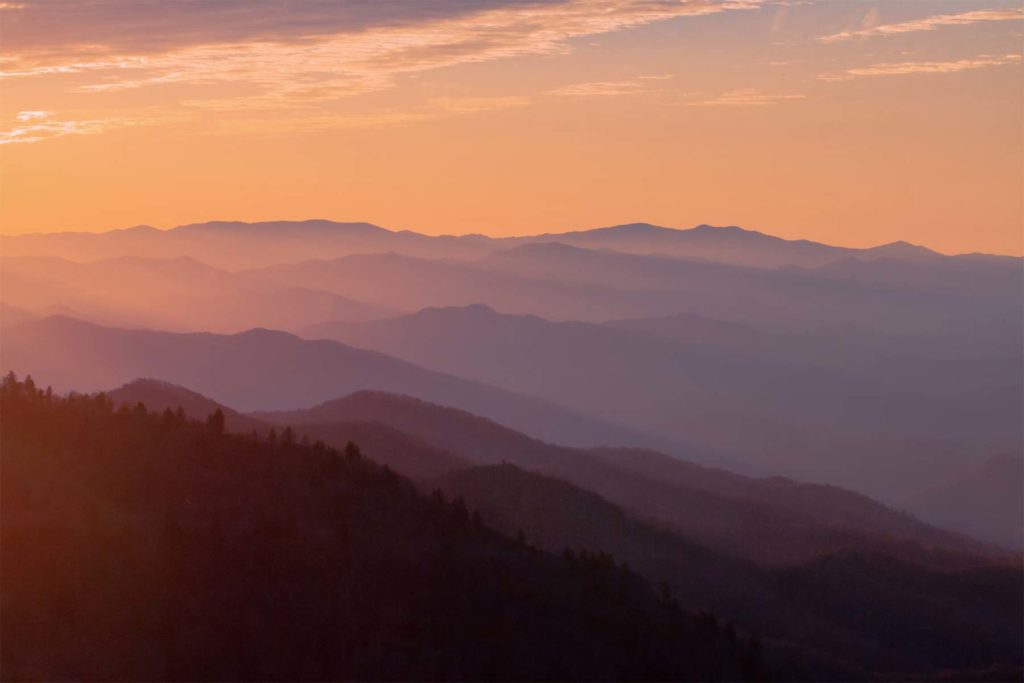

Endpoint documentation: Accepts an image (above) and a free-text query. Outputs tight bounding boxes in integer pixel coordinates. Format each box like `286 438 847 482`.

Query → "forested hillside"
0 374 766 681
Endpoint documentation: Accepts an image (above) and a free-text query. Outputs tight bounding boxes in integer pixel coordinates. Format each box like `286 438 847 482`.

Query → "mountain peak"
691 223 744 233
116 224 160 233
869 240 940 259
589 222 676 236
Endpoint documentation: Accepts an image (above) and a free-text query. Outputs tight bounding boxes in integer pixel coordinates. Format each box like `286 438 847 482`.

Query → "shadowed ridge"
108 377 267 433
3 375 768 682
108 378 470 479
296 387 522 425
436 462 1023 679
2 313 664 449
259 387 1002 567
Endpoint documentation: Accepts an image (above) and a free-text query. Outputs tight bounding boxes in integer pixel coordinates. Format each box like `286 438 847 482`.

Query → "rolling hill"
439 464 1023 677
0 255 393 333
0 315 669 451
3 219 992 271
2 374 763 682
301 304 1022 513
108 378 469 480
258 388 998 568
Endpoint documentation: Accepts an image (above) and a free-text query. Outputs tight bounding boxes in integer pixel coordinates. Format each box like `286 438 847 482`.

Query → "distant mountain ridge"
107 379 469 480
0 253 394 333
2 218 1019 551
94 376 1023 675
256 386 999 568
5 374 769 682
1 314 679 453
302 304 1022 502
437 464 1023 676
3 219 1012 271
97 376 1003 568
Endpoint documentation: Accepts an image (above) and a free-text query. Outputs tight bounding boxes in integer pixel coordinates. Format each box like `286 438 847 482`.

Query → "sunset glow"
1 0 1021 254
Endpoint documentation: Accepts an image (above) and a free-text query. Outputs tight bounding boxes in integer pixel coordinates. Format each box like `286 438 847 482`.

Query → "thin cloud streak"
0 117 141 144
551 77 668 97
3 96 533 143
15 110 52 121
0 0 763 139
819 53 1022 81
3 1 762 97
818 8 1024 43
684 88 806 106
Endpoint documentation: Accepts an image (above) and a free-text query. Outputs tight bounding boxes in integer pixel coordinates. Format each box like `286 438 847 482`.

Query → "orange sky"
1 0 1021 255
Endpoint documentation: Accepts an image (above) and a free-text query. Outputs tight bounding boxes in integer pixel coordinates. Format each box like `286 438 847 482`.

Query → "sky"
0 0 1021 255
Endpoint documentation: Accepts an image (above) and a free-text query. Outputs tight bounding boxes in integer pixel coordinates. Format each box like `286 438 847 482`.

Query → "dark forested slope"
264 390 997 568
440 464 1024 679
0 374 765 682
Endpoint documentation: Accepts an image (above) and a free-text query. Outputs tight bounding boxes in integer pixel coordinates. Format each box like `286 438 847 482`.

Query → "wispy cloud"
551 75 671 98
15 110 53 121
0 117 139 145
820 53 1022 81
684 88 806 106
3 1 762 98
818 8 1024 43
0 0 763 137
186 95 536 137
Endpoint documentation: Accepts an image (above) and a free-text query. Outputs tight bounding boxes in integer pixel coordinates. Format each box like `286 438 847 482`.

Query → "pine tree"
206 408 225 435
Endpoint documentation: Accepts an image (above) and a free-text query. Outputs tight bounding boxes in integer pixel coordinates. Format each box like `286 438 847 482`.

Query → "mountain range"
302 303 1021 534
107 377 1001 567
2 216 1020 547
1 315 672 451
80 377 1024 677
3 219 995 270
5 375 769 682
2 217 1021 680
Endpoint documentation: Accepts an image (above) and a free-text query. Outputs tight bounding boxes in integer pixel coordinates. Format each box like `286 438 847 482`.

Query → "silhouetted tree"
206 408 225 435
0 373 781 683
344 441 361 461
161 407 177 428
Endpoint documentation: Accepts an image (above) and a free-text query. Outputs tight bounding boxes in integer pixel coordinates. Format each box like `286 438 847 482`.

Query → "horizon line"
1 217 1019 259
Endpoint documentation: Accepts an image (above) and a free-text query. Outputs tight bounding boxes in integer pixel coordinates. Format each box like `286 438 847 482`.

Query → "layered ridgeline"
302 304 1020 501
4 306 1019 548
2 221 1019 335
4 219 1004 270
110 379 995 568
104 377 1023 679
0 315 663 451
0 220 1019 545
1 374 767 682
